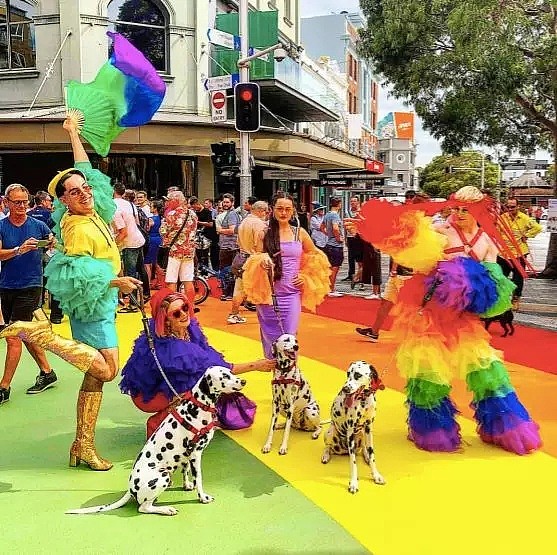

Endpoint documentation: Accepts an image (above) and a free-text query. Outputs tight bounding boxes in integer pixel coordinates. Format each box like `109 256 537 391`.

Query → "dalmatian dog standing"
321 361 386 493
262 333 321 455
66 366 245 516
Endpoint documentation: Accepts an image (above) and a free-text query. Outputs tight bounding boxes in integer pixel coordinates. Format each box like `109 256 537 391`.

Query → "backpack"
129 201 150 250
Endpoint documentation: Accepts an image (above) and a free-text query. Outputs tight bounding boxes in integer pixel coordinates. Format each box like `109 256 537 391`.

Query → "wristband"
13 246 20 256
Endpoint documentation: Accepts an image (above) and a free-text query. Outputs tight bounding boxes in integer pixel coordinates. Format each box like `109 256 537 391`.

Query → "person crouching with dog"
0 118 142 471
119 288 275 438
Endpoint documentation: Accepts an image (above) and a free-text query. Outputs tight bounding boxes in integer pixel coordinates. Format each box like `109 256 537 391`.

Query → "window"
107 0 169 72
0 0 37 70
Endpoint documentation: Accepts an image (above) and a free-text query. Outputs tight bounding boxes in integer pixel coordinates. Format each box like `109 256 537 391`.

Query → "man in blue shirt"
27 190 54 227
0 184 56 405
28 191 63 324
322 197 345 296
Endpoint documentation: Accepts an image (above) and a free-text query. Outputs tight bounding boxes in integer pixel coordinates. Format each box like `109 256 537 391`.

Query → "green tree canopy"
358 0 557 156
419 151 500 198
359 0 557 276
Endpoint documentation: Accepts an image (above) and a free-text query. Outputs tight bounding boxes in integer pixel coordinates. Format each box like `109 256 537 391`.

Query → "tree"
359 0 557 277
420 151 500 198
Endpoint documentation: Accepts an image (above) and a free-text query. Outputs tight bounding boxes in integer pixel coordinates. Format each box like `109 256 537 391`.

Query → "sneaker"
26 370 58 394
327 291 344 297
364 294 381 300
220 295 233 301
242 301 257 312
355 327 379 342
227 314 247 324
0 386 10 405
50 316 63 324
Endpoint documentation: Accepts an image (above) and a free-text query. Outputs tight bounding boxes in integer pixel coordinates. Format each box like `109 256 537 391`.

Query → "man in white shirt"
112 184 145 294
135 190 152 217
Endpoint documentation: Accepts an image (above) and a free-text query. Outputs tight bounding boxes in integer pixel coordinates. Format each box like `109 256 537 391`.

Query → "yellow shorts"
383 274 412 304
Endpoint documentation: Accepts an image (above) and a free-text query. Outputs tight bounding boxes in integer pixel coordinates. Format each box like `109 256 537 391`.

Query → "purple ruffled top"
119 319 232 402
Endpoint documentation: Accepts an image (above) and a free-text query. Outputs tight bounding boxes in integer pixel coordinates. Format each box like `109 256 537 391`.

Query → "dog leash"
128 289 182 401
267 266 287 336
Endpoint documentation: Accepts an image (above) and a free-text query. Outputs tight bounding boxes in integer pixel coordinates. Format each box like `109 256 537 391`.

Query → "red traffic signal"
234 82 260 132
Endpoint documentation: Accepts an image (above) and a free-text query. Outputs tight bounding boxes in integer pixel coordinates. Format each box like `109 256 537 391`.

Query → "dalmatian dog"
321 361 386 493
66 366 245 516
262 333 321 455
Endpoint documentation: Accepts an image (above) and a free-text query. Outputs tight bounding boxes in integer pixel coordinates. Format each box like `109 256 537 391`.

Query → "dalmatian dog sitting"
321 361 386 493
262 333 321 455
66 366 245 516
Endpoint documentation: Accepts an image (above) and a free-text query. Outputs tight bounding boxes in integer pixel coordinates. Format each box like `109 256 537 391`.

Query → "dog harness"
443 224 484 261
170 391 217 444
272 376 301 387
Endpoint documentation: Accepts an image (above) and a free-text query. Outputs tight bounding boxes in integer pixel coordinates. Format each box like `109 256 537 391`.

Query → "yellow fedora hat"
47 168 85 198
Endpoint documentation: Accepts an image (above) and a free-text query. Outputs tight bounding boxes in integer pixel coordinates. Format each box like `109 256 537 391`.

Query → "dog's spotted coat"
66 366 245 516
262 334 321 455
322 361 386 493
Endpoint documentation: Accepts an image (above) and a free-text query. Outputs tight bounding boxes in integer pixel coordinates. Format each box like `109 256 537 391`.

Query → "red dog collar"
272 377 302 387
180 390 217 414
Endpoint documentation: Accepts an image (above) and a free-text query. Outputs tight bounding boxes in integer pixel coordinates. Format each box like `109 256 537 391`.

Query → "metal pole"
239 0 251 204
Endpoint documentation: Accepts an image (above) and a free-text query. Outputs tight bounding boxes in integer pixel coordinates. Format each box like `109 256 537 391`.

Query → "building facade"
301 11 379 160
0 0 363 203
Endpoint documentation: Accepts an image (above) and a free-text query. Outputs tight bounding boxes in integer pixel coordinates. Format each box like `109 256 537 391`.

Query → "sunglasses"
66 183 92 198
168 303 189 319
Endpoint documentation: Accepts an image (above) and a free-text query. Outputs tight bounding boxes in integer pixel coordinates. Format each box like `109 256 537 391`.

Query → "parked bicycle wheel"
193 275 210 305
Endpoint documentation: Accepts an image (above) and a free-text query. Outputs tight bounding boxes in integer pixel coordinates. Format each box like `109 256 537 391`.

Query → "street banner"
394 111 415 141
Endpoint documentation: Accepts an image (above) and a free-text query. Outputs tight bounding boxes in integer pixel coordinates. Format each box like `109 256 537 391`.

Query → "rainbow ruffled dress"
356 200 541 455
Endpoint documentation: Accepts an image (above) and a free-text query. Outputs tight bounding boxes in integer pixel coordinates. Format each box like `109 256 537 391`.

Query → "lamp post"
236 0 283 203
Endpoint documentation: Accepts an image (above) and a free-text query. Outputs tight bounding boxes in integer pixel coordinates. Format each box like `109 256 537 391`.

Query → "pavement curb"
518 303 557 316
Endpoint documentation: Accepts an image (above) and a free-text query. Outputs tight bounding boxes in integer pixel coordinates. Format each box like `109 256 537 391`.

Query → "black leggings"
497 255 526 298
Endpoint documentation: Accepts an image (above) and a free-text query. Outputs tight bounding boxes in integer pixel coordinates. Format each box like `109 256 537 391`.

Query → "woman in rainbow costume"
353 186 541 455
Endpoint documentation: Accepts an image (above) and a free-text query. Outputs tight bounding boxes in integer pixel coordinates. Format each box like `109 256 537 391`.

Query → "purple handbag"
216 392 257 430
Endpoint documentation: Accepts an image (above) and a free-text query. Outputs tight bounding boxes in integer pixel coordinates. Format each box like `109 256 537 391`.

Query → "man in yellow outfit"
497 198 543 308
0 119 141 470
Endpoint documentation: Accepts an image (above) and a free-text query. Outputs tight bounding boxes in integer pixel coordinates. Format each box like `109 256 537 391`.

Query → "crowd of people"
0 118 545 470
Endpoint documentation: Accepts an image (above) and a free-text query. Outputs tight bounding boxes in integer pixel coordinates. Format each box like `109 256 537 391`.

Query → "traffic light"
234 82 260 132
210 142 239 176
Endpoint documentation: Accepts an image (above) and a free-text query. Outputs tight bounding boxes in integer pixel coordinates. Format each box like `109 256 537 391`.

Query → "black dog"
481 310 515 337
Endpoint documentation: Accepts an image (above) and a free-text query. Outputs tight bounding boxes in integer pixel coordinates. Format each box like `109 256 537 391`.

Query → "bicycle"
190 263 234 306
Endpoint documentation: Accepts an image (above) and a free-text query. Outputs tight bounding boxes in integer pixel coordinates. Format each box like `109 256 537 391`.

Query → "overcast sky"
301 0 442 165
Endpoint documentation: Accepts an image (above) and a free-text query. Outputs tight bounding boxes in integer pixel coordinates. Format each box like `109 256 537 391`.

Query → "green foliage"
419 151 500 198
358 0 557 155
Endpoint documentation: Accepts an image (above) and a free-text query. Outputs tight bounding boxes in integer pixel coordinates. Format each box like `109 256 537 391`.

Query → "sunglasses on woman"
168 303 189 319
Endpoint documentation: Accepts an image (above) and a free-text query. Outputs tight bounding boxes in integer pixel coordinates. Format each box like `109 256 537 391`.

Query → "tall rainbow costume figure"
355 186 541 455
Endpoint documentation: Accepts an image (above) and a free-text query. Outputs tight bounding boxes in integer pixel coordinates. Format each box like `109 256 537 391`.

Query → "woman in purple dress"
242 193 331 359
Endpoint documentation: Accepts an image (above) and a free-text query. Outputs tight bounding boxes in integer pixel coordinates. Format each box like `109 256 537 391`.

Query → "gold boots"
69 391 113 471
0 309 97 373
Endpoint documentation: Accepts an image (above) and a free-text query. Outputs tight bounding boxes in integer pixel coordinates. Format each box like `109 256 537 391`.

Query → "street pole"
238 0 251 204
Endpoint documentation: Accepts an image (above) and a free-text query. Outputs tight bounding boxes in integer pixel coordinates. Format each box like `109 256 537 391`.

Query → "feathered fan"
64 32 166 157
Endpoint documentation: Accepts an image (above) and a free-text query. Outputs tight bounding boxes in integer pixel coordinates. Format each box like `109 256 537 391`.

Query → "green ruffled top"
45 161 120 322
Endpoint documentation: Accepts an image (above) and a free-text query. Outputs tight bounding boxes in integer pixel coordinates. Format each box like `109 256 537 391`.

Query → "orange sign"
394 112 415 141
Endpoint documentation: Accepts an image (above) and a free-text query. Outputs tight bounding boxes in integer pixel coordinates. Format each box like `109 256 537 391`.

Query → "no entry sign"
211 90 227 122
